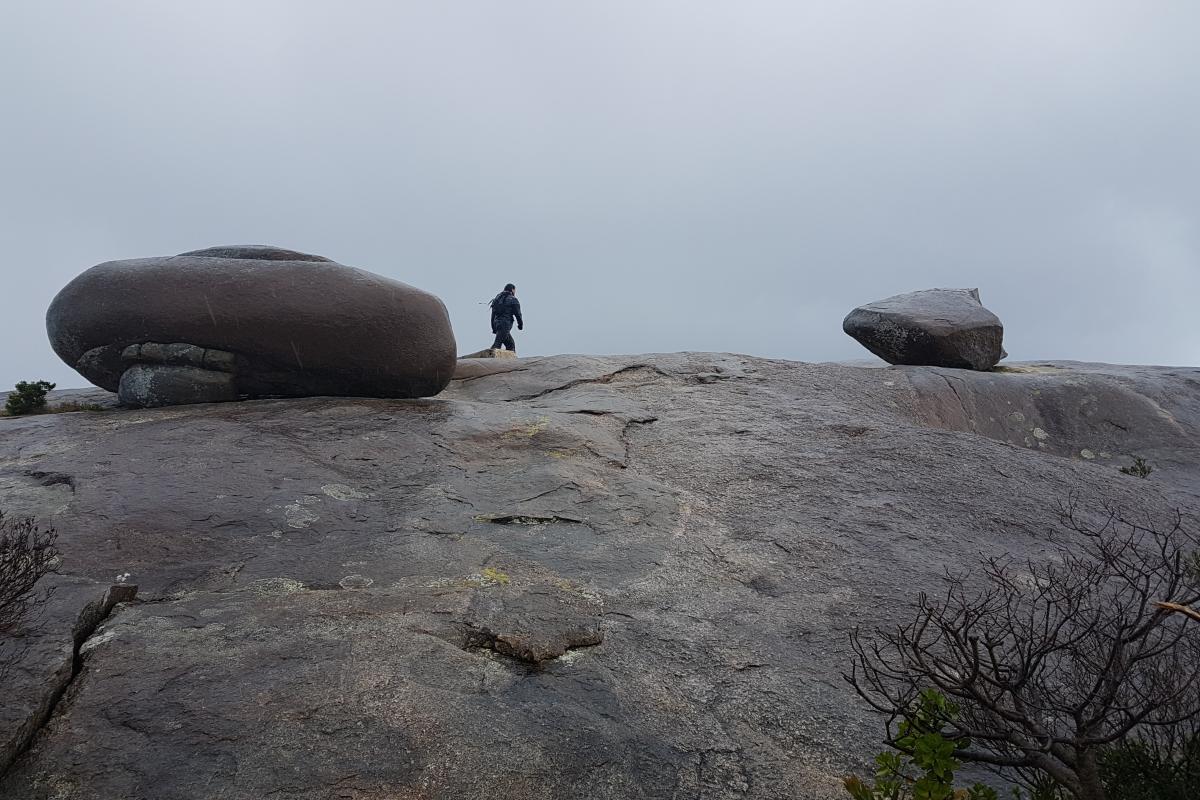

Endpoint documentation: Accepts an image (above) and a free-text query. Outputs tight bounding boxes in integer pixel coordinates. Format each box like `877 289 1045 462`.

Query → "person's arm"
513 298 523 329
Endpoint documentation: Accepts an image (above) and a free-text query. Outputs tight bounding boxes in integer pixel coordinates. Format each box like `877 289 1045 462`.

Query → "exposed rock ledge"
0 354 1197 799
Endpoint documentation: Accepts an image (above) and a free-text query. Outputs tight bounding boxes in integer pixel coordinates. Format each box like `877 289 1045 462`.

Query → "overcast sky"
2 2 1198 390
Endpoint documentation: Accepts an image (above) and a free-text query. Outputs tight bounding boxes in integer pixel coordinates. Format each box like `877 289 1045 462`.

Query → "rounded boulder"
47 246 457 406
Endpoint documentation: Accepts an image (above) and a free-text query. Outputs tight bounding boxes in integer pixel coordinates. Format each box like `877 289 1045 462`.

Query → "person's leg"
492 331 505 350
501 332 516 353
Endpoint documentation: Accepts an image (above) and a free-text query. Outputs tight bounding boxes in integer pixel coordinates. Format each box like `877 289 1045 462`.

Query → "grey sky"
3 2 1198 390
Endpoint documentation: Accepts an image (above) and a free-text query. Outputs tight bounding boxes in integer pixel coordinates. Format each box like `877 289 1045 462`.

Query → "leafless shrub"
0 511 59 678
845 499 1200 800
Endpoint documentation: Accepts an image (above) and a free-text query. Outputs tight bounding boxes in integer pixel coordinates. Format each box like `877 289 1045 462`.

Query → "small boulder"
843 288 1005 370
118 364 237 408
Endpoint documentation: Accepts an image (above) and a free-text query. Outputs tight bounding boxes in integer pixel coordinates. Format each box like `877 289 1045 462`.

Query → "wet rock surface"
843 288 1006 370
0 353 1197 799
46 245 458 406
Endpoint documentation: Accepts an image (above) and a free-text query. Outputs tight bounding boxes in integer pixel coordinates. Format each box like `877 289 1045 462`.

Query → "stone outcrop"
46 246 457 406
0 353 1197 798
843 288 1006 370
461 348 518 360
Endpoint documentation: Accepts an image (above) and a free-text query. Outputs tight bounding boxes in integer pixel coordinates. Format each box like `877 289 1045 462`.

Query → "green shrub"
1099 734 1200 800
844 690 997 800
1118 456 1153 478
846 701 1200 799
5 380 55 416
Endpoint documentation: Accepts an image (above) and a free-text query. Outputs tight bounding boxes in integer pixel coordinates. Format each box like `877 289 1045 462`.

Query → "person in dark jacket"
489 283 523 353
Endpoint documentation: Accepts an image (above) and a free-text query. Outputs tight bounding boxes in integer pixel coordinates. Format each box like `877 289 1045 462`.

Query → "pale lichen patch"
339 574 374 590
322 484 369 501
283 496 321 528
247 577 306 595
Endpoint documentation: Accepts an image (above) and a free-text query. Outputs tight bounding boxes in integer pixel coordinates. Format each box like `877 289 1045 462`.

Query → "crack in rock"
938 371 972 427
474 514 584 525
619 416 658 467
508 365 668 402
0 584 137 778
24 471 76 493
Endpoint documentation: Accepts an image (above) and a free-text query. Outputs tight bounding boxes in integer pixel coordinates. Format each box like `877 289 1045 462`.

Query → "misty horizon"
3 2 1197 390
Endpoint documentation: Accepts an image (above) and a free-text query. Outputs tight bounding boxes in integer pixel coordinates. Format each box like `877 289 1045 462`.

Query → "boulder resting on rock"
46 245 457 406
843 288 1005 370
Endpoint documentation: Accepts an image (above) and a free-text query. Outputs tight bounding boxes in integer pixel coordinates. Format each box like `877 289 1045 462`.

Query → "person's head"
504 283 516 294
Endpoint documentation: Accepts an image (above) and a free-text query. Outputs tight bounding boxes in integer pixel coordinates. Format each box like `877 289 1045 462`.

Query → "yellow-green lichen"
481 567 511 585
505 417 550 439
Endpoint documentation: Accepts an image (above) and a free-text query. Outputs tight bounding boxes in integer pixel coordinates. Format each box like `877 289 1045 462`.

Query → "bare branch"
0 511 60 681
845 499 1200 800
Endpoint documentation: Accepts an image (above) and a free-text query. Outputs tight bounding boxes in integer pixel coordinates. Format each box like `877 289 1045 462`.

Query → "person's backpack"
490 292 516 316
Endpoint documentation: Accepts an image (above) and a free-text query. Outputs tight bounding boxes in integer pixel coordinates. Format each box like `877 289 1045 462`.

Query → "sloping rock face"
46 246 457 406
843 288 1005 369
0 354 1197 799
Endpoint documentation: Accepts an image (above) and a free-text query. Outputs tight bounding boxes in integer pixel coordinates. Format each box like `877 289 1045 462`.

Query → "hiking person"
489 283 523 353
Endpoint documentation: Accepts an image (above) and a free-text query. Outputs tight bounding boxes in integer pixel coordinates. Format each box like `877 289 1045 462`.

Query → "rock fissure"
0 584 137 779
938 372 972 426
517 484 579 504
24 471 76 493
619 416 659 467
454 367 533 384
476 514 585 525
508 364 667 402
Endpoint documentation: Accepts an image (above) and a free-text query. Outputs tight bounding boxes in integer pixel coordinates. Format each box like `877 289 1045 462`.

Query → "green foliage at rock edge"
5 380 55 416
844 690 998 800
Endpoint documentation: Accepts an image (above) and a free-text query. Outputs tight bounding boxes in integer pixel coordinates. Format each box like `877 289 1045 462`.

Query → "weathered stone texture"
0 354 1197 798
46 245 457 406
843 288 1005 370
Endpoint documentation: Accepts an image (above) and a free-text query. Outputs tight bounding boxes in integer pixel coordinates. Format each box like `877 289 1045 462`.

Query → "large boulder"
46 246 457 406
842 288 1005 370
